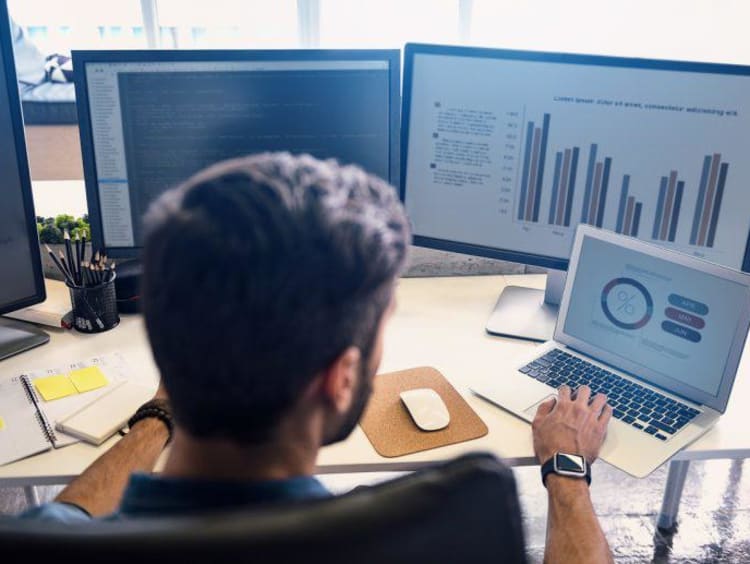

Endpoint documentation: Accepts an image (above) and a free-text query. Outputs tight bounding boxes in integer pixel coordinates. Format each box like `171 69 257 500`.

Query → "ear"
320 346 361 414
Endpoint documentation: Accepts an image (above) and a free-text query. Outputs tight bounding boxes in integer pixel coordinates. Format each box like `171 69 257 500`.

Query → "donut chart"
601 277 653 330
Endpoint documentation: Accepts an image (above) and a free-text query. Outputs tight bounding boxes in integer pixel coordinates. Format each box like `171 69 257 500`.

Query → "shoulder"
16 501 92 524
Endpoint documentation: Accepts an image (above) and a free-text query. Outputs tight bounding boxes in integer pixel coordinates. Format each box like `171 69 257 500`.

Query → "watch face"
555 453 586 474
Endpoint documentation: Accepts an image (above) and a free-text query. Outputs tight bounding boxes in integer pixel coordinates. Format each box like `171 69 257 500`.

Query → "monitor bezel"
73 48 401 260
0 2 46 315
400 42 750 273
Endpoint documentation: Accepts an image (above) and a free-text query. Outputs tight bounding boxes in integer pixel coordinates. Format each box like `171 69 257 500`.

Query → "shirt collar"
117 473 330 518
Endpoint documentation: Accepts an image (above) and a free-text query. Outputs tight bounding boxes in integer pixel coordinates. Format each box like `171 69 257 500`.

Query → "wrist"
545 474 591 509
545 473 590 492
546 474 591 507
128 417 170 445
128 398 174 444
541 452 591 487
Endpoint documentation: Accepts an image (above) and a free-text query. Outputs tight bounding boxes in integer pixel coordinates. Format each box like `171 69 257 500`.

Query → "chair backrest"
0 453 527 563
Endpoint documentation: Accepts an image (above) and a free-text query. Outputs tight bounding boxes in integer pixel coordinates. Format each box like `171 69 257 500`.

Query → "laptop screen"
562 235 748 399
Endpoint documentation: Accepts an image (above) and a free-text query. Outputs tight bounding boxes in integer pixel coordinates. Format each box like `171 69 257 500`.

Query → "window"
155 0 297 49
319 0 460 48
8 0 146 54
469 0 750 64
8 1 750 62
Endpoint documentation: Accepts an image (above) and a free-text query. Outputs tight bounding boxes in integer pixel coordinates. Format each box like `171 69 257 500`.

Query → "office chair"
0 452 527 563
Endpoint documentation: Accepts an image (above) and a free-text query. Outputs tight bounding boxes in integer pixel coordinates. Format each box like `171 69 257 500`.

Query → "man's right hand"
534 385 616 563
532 385 612 465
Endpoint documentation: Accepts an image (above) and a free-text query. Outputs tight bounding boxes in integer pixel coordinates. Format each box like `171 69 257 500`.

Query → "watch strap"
541 455 591 487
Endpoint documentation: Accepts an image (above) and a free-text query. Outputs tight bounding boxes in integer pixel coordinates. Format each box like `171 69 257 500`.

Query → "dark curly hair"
141 152 410 443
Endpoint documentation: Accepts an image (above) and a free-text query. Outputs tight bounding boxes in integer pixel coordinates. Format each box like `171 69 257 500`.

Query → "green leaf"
39 224 64 244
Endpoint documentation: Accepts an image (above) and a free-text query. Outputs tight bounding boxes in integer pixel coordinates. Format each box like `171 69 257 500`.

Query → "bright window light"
319 0 460 48
156 0 297 48
8 0 145 53
470 0 750 63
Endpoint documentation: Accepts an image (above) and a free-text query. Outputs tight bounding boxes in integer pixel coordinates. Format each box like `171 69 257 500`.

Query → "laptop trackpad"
523 394 558 418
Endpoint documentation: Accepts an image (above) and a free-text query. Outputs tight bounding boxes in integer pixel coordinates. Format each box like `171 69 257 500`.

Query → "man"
20 153 613 563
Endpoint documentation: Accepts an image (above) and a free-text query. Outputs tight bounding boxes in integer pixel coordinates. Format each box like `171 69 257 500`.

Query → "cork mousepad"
360 366 488 457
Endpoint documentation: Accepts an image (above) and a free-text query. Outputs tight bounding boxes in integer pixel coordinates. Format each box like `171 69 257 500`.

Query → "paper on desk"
69 366 109 393
0 377 54 464
23 353 131 447
34 374 77 401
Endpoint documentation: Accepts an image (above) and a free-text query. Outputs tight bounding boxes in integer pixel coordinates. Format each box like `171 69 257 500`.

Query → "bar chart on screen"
404 52 750 270
506 106 735 256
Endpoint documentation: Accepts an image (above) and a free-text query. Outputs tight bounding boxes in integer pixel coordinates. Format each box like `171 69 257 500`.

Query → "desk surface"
0 274 748 486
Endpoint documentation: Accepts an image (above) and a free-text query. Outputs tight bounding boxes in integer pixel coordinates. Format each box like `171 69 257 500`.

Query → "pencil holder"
67 274 120 333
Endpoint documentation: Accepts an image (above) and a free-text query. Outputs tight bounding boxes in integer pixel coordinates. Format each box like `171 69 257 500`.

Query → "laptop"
472 225 750 478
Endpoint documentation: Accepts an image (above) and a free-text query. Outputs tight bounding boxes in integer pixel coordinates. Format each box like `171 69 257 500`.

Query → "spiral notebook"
0 354 129 466
0 376 64 466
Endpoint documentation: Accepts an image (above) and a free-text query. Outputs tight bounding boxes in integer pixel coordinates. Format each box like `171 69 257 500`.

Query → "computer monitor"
73 49 401 259
401 43 750 341
0 1 49 359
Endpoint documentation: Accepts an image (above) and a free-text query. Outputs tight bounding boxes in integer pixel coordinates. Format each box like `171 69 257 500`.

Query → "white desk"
1 275 748 529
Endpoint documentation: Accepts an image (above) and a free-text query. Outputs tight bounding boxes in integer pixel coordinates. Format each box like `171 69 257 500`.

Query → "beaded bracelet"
127 398 174 444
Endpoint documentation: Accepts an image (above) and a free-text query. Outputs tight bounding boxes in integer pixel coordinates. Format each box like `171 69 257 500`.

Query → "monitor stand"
0 317 49 361
485 269 566 342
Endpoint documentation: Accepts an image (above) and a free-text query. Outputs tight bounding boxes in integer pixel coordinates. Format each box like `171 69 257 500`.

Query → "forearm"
55 419 169 517
543 476 613 564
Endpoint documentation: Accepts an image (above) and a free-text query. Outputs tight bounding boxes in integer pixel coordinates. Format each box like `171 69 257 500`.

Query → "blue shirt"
19 473 330 524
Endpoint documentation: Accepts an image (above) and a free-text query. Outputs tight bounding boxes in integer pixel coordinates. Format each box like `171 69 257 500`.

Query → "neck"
162 418 322 482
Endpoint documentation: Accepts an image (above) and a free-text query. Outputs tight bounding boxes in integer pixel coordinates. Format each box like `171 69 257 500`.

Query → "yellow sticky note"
69 366 109 393
34 375 77 401
0 416 5 431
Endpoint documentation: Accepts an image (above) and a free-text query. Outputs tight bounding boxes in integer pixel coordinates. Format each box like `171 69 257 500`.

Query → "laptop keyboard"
520 348 700 442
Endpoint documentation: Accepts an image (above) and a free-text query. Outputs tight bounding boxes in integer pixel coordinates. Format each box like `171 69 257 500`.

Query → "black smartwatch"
541 452 591 487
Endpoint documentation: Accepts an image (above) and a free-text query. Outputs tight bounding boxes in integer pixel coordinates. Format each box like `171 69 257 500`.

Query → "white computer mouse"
399 388 450 431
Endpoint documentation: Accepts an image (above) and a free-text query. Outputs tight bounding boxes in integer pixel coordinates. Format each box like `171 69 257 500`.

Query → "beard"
322 354 375 446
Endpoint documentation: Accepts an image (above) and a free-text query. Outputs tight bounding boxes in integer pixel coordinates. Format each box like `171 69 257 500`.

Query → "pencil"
78 293 104 329
75 233 82 282
64 230 77 285
88 263 95 286
46 245 74 285
58 251 75 285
